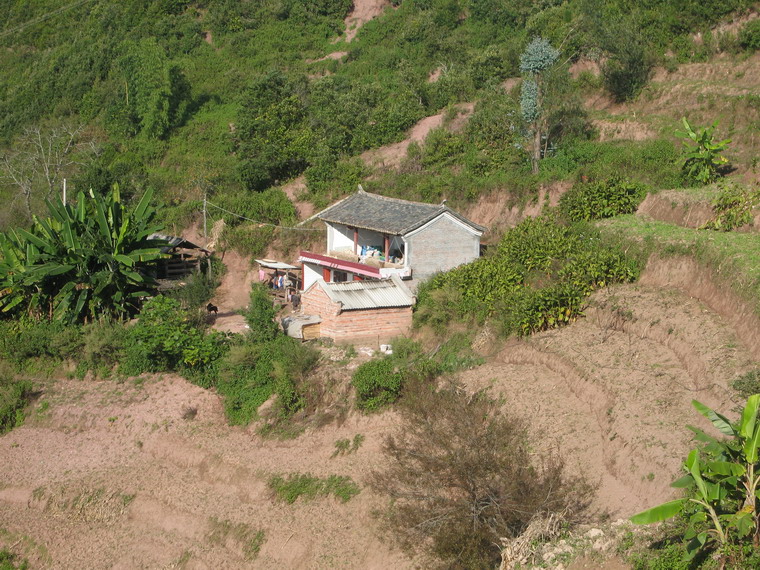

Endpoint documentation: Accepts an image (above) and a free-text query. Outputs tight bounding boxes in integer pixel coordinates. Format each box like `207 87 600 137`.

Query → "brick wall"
406 215 479 282
302 284 413 345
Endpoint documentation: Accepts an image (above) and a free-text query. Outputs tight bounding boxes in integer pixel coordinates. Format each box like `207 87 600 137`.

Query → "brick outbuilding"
301 274 415 345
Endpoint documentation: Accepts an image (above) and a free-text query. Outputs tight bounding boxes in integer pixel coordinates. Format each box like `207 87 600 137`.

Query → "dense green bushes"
352 336 482 412
416 213 642 334
121 296 228 378
215 335 319 425
560 177 648 221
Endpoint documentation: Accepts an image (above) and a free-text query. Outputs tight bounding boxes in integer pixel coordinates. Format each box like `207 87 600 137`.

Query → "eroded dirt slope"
0 279 757 567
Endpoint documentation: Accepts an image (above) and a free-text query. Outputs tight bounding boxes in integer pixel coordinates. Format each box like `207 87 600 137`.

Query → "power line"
205 200 321 232
0 0 97 39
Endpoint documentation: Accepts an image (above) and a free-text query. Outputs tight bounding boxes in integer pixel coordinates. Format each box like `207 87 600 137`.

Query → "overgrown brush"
560 177 648 221
0 376 33 435
416 213 641 335
371 382 592 568
351 336 482 412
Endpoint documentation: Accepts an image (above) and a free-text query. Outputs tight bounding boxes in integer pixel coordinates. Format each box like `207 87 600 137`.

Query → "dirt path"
343 0 390 42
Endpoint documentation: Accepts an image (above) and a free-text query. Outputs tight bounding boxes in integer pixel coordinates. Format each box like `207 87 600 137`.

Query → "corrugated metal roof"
319 274 415 310
316 190 486 235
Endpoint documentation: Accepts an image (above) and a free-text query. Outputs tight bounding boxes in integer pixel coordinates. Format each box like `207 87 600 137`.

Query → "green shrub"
739 19 760 51
165 257 224 310
215 335 319 425
0 319 69 365
0 549 29 570
560 177 648 221
245 284 279 343
415 213 642 336
0 377 33 435
702 182 760 231
352 359 404 412
121 296 228 378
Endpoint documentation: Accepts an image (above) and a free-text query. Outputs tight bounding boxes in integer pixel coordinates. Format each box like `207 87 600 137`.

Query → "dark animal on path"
206 303 218 315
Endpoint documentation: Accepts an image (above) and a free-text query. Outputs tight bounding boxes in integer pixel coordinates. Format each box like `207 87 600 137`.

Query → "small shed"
149 233 210 280
301 274 415 345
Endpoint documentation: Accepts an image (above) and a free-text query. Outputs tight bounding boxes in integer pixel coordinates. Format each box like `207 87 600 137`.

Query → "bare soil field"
1 273 756 568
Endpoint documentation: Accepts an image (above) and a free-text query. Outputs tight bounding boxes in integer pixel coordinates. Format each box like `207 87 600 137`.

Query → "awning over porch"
298 251 381 279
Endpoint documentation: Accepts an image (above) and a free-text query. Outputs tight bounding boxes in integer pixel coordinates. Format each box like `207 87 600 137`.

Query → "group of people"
258 266 300 308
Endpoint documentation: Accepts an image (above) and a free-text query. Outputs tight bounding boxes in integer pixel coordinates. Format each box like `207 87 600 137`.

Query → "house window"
333 270 349 283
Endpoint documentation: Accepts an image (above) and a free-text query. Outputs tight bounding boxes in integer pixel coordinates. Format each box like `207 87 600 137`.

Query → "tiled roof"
318 274 415 310
316 190 485 235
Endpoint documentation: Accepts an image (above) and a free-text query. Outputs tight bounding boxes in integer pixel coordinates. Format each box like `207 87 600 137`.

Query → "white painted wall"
327 223 354 252
303 262 323 291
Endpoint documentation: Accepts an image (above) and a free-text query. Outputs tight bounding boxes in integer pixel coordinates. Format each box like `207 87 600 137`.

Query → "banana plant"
631 395 760 561
676 117 731 185
0 185 168 322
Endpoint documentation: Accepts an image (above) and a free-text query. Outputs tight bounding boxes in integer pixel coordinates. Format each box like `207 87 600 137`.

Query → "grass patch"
600 215 760 313
268 473 360 504
732 369 760 399
207 518 265 561
331 434 365 458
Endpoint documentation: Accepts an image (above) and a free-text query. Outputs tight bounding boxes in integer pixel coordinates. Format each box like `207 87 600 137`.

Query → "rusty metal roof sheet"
318 274 415 310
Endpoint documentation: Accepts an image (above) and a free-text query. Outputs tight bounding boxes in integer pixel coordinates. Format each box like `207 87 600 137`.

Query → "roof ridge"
360 190 446 210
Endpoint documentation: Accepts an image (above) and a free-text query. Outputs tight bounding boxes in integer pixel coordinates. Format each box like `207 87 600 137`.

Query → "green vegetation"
631 396 760 567
676 118 731 186
207 518 265 561
352 336 482 412
1 0 754 237
416 213 642 335
0 549 28 570
560 177 648 222
702 181 760 231
332 434 365 458
0 186 166 322
268 472 360 504
601 216 760 312
732 369 760 400
0 376 33 435
120 295 228 377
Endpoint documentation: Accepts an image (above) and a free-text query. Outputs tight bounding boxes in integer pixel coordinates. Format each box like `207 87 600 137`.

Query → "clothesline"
205 200 322 231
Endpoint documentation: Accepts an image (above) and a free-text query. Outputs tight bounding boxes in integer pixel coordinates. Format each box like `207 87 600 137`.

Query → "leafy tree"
0 186 167 322
631 396 760 565
677 117 731 185
520 37 560 173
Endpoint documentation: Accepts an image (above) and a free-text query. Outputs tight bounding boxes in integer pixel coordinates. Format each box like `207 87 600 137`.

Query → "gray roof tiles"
316 190 485 235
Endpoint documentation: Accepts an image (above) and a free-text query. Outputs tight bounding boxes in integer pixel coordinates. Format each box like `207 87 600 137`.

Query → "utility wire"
205 200 321 232
0 0 97 39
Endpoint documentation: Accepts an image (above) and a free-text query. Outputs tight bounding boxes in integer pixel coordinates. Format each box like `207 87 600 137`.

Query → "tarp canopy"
255 259 298 270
